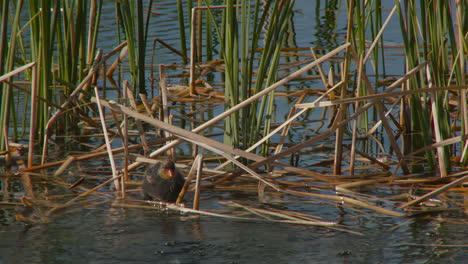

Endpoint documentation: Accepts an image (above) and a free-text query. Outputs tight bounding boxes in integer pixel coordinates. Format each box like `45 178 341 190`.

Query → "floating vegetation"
0 0 467 234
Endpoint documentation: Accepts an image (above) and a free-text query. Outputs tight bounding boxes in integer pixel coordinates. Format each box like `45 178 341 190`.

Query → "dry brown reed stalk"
333 68 346 175
176 154 203 204
343 144 390 170
184 137 281 191
192 155 203 210
298 85 468 108
152 38 189 62
349 56 364 175
284 188 404 217
214 106 308 171
310 48 328 86
335 179 393 199
189 7 197 95
20 173 34 199
47 196 103 216
18 139 170 173
122 83 129 197
0 62 37 82
66 174 123 205
107 45 128 77
398 175 468 209
363 5 397 63
117 201 363 235
274 93 308 155
165 203 341 228
94 86 120 192
333 5 357 175
53 156 76 177
405 133 468 159
158 65 177 159
427 70 448 177
138 93 153 117
28 64 38 168
223 201 326 222
124 81 149 155
367 97 402 136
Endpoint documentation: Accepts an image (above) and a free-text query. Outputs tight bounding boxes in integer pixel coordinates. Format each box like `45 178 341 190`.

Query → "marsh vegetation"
0 0 467 262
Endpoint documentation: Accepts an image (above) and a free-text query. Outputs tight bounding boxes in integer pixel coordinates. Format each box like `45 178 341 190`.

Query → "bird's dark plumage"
142 160 185 202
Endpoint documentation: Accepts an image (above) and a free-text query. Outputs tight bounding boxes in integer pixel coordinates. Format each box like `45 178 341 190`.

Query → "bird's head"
160 159 176 179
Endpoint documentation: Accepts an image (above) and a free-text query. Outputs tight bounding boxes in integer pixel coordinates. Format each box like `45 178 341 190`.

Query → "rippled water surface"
1 202 466 263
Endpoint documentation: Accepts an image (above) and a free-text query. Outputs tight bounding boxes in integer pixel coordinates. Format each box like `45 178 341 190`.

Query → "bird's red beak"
165 168 175 178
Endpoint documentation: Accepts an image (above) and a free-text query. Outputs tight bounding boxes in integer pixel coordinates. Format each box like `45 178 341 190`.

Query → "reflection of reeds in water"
0 1 467 229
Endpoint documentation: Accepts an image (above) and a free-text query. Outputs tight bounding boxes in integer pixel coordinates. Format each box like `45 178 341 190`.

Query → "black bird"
142 160 185 202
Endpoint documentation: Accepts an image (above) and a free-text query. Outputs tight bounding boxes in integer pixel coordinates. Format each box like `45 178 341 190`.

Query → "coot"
142 160 185 202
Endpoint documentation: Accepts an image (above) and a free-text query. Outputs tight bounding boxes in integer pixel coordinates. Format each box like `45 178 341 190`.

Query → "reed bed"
0 0 467 231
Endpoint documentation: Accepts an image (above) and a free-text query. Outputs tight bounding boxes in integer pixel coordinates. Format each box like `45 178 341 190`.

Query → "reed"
0 0 105 153
1 1 466 236
116 0 153 95
396 1 467 175
204 0 295 158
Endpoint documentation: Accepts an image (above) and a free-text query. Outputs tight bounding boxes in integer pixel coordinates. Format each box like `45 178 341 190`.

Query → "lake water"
1 0 467 263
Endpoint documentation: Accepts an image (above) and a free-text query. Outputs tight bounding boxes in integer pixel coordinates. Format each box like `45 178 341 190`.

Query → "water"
1 1 467 263
1 202 466 263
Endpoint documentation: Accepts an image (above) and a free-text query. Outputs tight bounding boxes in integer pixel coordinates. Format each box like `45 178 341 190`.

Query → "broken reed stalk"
273 93 308 155
405 133 468 159
66 174 123 205
398 175 468 209
221 202 365 235
0 62 37 82
53 156 76 177
214 107 308 171
138 93 153 116
176 154 203 204
158 64 173 159
296 85 468 109
192 154 203 210
94 86 120 191
126 42 351 171
18 140 170 173
112 201 362 235
284 189 404 217
165 204 339 228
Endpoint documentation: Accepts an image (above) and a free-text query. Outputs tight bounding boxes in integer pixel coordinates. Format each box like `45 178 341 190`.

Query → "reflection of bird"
142 160 185 203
